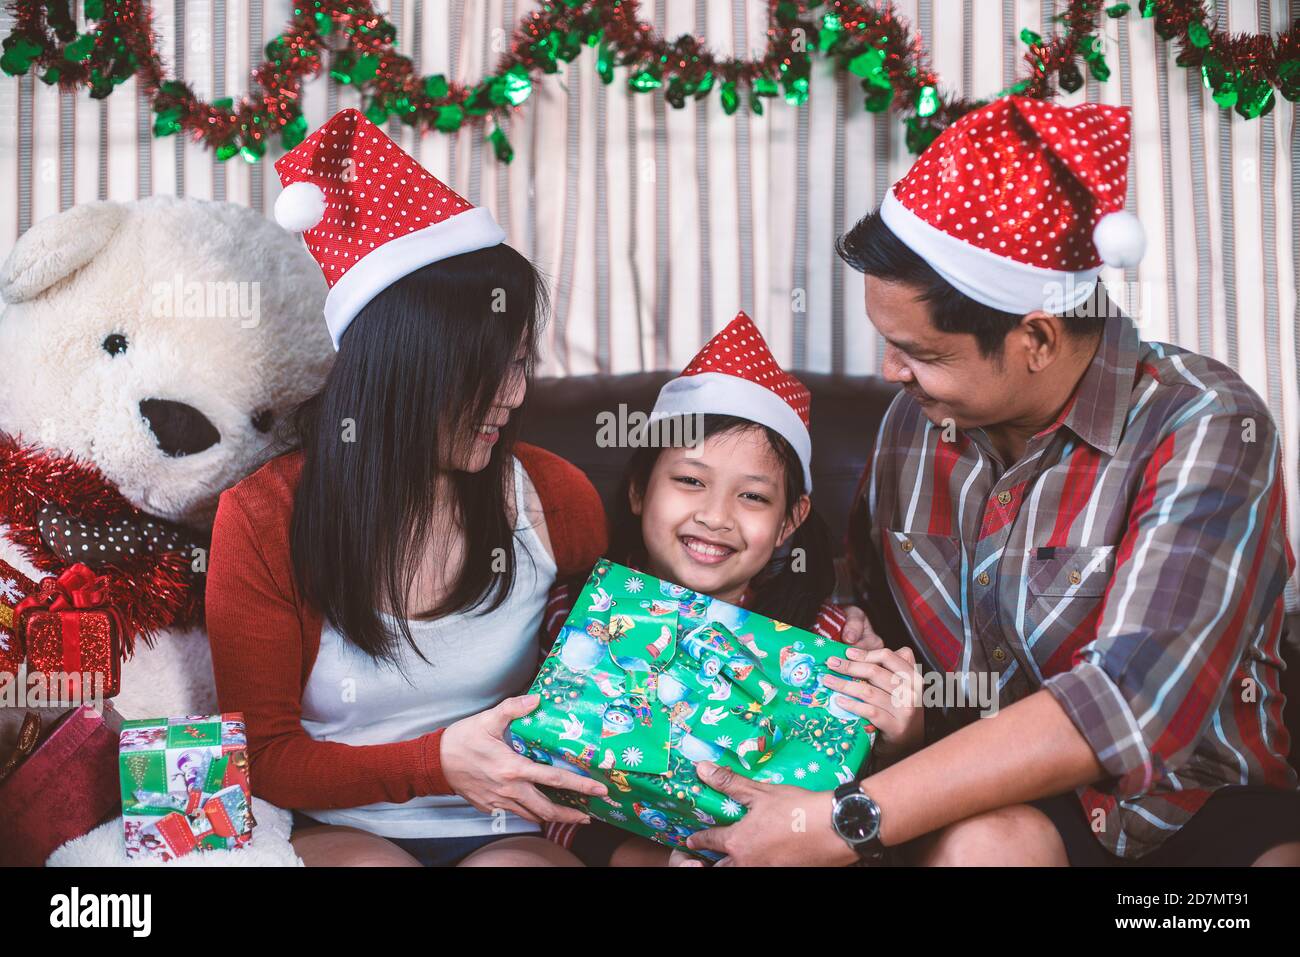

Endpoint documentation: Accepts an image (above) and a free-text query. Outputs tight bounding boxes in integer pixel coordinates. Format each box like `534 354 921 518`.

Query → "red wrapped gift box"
0 703 124 866
14 564 122 699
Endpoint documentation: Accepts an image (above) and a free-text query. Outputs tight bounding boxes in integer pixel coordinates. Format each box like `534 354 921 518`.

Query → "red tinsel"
0 432 202 655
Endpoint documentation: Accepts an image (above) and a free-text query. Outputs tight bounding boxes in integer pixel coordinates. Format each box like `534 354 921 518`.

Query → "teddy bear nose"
139 398 221 457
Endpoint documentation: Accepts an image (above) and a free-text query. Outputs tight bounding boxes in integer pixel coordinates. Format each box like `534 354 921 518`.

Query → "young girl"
543 312 922 866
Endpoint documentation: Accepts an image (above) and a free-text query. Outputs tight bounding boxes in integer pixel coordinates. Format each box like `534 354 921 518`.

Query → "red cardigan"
204 443 607 811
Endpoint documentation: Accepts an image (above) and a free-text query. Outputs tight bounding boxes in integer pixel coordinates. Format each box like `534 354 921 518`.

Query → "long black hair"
279 243 549 662
609 414 836 630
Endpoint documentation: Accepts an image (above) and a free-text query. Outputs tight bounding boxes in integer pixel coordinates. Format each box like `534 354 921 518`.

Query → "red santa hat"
880 97 1145 316
272 108 505 349
647 312 813 493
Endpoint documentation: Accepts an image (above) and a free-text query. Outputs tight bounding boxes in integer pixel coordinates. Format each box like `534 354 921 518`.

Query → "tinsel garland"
0 433 203 653
1 0 1296 165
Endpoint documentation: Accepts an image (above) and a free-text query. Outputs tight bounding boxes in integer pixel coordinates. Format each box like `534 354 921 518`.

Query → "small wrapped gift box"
510 559 875 857
14 563 122 699
119 713 255 862
0 704 124 866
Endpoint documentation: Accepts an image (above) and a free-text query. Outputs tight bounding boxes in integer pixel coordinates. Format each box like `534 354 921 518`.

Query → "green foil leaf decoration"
1278 58 1300 102
502 64 532 105
489 124 514 162
66 33 96 62
1234 80 1274 119
629 68 662 92
720 80 738 114
424 74 449 99
848 47 884 78
281 113 307 149
916 84 939 117
435 102 463 131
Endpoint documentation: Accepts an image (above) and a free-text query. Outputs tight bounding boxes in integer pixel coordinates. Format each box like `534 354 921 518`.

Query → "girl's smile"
678 533 737 566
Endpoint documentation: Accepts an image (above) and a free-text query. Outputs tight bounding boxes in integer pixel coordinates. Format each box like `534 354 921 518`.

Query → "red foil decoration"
0 434 204 655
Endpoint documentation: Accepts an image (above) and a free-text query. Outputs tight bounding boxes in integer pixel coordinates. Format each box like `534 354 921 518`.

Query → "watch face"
834 792 881 843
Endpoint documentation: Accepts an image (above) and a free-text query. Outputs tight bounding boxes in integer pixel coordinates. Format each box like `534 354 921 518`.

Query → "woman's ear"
627 478 645 517
776 494 811 548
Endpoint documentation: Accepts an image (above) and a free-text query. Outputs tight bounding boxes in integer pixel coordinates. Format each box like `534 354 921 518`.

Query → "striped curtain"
1 0 1297 611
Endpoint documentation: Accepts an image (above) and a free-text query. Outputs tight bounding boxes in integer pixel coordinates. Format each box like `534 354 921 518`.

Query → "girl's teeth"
685 537 729 557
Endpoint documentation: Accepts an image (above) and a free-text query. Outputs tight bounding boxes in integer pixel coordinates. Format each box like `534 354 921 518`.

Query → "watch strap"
833 782 887 864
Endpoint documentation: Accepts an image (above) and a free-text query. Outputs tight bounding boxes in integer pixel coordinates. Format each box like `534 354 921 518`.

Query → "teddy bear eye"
251 409 275 433
102 333 128 356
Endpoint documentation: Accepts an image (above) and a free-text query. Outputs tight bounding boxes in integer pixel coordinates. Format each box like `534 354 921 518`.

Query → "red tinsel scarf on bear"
0 433 203 654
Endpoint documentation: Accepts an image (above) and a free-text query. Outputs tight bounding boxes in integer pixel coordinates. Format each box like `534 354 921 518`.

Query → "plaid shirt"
848 310 1297 858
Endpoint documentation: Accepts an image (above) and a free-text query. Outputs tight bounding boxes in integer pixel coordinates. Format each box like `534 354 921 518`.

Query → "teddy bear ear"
0 201 128 305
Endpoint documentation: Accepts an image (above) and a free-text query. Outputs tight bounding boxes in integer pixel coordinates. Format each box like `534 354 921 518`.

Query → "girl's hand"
837 605 885 650
823 646 924 762
441 694 607 825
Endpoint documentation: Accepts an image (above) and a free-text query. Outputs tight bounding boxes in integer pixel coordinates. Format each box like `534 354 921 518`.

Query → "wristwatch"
831 781 886 865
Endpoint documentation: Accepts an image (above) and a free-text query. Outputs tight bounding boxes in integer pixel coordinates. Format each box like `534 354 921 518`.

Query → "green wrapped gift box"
510 559 875 856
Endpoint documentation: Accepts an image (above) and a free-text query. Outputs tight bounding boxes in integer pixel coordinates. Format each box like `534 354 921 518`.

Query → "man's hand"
838 605 884 649
683 762 858 866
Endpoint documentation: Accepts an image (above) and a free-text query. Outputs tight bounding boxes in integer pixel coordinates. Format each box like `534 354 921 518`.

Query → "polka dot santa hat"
646 311 814 492
272 108 505 349
880 96 1145 315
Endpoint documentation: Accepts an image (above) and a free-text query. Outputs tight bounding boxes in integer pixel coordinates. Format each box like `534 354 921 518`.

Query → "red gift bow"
13 564 122 680
147 786 253 858
16 563 109 615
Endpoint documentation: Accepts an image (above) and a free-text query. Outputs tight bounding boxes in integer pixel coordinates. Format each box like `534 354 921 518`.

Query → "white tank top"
298 457 556 838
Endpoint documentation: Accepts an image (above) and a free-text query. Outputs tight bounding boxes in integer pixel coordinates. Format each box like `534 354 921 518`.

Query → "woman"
205 110 604 867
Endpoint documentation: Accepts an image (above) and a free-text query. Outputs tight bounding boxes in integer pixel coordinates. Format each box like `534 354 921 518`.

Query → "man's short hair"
835 210 1106 360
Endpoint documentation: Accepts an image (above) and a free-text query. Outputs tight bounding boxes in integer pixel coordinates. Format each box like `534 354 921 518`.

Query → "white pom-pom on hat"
1093 210 1146 269
274 181 327 233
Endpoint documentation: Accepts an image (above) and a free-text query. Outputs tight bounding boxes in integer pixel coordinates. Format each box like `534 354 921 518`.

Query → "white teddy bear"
0 196 333 749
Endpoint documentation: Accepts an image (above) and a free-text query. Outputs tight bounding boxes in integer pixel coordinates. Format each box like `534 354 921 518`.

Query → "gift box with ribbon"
118 713 255 861
509 559 875 857
13 563 123 699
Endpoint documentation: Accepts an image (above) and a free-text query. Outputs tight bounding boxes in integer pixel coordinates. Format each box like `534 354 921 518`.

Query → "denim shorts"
290 810 512 867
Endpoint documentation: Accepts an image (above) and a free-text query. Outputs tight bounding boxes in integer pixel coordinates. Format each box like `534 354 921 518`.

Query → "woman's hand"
441 694 607 825
823 646 924 763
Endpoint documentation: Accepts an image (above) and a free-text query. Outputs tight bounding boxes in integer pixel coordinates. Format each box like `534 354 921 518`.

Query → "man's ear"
1019 310 1068 371
0 201 127 304
777 494 812 548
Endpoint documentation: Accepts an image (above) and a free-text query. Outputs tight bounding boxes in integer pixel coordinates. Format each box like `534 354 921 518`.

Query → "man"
684 98 1299 866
